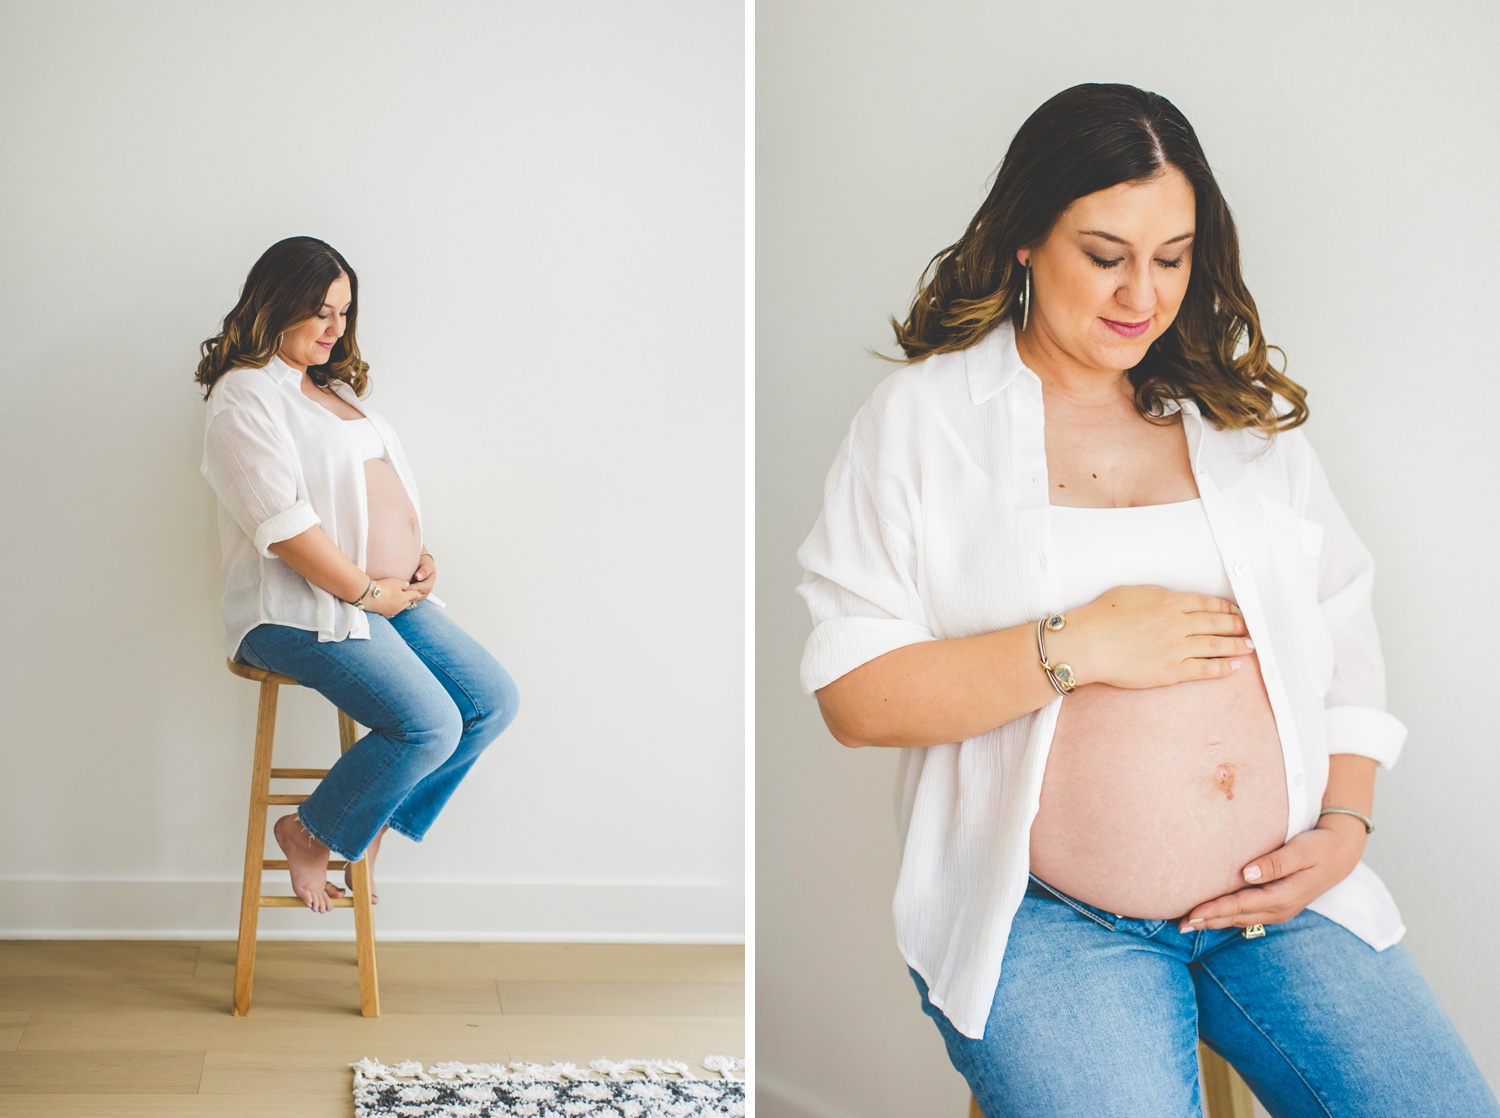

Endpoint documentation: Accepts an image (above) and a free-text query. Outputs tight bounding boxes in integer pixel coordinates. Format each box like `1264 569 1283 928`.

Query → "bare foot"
273 813 333 913
345 825 387 904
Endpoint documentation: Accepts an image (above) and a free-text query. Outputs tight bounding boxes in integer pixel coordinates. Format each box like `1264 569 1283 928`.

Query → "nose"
1116 262 1155 316
326 315 345 339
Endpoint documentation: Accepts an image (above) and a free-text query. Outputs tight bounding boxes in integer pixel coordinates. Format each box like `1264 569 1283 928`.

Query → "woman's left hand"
409 551 437 601
1176 815 1368 934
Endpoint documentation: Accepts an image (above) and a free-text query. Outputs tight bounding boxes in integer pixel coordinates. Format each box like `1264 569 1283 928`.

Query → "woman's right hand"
1046 585 1254 690
362 577 421 618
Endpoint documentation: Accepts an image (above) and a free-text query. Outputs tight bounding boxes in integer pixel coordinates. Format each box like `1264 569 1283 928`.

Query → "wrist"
1043 606 1095 688
349 576 380 610
1316 811 1369 855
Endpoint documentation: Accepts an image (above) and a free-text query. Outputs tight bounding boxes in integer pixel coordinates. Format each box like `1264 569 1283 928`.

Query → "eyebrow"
1078 229 1195 247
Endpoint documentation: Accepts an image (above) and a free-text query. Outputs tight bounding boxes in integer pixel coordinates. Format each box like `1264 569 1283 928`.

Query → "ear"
1015 248 1030 268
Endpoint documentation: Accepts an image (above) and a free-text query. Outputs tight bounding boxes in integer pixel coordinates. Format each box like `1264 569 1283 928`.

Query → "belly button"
1213 762 1236 800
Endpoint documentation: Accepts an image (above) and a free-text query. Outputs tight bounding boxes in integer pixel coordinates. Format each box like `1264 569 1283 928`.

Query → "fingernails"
1244 639 1255 650
1230 660 1242 670
1244 864 1262 882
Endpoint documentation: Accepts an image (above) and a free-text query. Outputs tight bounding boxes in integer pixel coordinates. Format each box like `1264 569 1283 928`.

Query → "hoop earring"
1020 264 1032 332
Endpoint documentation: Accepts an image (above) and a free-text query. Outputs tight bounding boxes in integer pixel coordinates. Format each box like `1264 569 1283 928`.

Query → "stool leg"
232 680 279 1016
1201 1041 1255 1118
339 709 380 1017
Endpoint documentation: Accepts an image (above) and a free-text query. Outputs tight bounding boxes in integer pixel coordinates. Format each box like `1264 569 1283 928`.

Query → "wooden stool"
227 658 379 1017
1198 1043 1255 1118
966 1042 1253 1117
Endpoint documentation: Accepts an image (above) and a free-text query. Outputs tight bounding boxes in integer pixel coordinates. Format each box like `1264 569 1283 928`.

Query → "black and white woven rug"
352 1057 746 1118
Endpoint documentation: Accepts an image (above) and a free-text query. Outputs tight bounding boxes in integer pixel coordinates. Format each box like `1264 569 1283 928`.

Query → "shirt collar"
264 355 302 387
964 321 1029 405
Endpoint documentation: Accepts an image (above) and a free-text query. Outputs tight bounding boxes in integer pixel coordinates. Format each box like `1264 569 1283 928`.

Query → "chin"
1088 338 1149 371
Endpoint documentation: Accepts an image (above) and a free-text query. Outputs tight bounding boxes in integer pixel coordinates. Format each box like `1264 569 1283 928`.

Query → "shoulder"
847 351 970 462
207 366 289 418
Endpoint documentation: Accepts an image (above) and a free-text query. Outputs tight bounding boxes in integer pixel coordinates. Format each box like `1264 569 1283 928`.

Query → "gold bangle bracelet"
1318 807 1374 835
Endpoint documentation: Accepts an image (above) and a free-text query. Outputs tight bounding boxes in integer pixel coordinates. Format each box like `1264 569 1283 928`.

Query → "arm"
817 625 1058 748
818 587 1253 748
269 526 417 618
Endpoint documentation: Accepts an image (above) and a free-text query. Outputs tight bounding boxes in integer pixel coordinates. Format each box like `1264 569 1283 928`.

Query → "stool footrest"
263 859 350 871
270 768 331 779
260 895 355 908
266 794 309 805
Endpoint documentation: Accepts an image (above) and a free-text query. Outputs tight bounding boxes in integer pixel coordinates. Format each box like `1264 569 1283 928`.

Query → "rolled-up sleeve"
797 431 935 693
202 404 321 558
1300 438 1407 769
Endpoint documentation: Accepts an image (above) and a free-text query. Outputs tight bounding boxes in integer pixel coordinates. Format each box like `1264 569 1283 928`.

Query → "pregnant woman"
797 85 1496 1115
198 236 519 913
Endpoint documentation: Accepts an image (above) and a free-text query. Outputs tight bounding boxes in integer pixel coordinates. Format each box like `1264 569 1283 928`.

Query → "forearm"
1317 753 1378 846
268 525 369 603
815 623 1058 748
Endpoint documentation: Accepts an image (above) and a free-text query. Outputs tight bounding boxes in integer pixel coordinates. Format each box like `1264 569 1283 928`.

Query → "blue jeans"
913 875 1498 1117
236 602 519 861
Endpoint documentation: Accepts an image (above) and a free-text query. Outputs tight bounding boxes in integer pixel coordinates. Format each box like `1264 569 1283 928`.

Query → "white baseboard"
0 879 743 942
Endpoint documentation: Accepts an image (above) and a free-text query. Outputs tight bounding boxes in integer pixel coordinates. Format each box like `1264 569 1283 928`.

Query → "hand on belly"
1027 664 1289 919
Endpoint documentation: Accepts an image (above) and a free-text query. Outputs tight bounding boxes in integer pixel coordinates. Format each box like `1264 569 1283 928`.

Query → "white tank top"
345 417 386 462
1049 498 1234 612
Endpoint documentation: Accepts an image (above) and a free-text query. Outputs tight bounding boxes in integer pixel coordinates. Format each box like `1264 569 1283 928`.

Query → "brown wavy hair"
892 83 1306 433
195 236 370 399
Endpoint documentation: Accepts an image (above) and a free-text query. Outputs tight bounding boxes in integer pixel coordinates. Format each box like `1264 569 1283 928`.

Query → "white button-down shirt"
201 356 431 657
797 322 1406 1040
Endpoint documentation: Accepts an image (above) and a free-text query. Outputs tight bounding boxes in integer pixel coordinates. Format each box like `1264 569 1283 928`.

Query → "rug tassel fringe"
352 1056 748 1084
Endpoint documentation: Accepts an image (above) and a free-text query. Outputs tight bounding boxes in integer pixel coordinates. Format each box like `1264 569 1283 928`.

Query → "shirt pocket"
1255 494 1335 694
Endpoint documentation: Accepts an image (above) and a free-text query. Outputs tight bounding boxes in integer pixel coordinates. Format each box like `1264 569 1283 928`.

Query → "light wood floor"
0 940 745 1117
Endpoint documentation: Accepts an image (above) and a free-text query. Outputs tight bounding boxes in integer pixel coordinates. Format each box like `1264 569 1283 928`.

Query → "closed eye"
1155 257 1186 269
1087 253 1122 269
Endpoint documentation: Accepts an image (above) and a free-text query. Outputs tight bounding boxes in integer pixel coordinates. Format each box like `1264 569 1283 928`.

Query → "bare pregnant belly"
1028 664 1288 919
364 459 422 582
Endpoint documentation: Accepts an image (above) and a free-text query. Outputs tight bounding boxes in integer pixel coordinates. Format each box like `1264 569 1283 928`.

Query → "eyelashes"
1087 253 1186 271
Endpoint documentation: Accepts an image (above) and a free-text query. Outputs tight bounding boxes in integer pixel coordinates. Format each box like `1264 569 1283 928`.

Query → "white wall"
757 1 1500 1114
0 0 744 942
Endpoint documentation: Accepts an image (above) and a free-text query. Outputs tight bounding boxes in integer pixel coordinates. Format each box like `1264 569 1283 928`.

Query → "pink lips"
1102 318 1151 339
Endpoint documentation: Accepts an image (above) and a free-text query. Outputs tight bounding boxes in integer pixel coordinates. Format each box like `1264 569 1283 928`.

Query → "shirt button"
1232 562 1246 576
1293 772 1304 786
1265 666 1278 681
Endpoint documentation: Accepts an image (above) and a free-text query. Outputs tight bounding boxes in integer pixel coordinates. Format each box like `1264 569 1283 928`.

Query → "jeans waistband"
1026 873 1168 937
